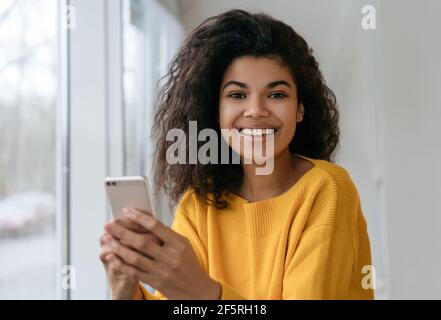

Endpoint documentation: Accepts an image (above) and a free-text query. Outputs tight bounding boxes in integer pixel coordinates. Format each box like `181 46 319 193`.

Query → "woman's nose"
243 96 270 118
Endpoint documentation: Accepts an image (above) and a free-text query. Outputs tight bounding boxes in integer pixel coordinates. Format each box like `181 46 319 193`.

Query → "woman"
99 9 374 300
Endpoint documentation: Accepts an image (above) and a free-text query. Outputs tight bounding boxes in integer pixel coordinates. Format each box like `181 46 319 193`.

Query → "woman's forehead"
221 56 294 88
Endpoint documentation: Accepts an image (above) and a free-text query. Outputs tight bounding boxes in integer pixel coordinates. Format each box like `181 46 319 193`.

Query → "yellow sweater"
140 155 375 300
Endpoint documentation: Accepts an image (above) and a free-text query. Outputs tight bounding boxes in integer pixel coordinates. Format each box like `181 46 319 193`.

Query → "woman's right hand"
99 215 161 299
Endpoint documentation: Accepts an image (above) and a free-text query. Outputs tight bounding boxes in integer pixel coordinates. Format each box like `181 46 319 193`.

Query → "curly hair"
152 9 340 209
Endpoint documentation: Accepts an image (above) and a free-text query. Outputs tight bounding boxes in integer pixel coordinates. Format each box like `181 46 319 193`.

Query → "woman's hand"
104 208 221 300
99 216 161 299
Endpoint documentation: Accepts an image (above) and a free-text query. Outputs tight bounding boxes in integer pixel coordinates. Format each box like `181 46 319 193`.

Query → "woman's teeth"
239 128 275 136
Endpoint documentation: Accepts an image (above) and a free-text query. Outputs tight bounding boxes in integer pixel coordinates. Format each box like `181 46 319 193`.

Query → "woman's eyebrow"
267 80 291 89
222 80 247 90
222 80 291 90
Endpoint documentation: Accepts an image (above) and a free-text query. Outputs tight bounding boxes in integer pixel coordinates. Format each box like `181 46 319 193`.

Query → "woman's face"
219 55 304 161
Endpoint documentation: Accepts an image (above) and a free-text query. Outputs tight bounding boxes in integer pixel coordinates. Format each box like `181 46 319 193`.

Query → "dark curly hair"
152 9 339 209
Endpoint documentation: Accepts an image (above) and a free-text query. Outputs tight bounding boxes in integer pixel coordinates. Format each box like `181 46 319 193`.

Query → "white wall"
380 0 441 299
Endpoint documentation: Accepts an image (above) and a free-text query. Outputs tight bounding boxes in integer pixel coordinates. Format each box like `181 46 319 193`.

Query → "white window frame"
63 0 121 300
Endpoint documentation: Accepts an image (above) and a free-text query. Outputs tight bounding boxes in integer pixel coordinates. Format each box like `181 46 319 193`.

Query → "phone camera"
112 182 116 186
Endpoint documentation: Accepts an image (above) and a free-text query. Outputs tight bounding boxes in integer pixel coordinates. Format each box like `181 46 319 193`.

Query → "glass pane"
122 0 144 177
0 0 58 299
122 0 184 221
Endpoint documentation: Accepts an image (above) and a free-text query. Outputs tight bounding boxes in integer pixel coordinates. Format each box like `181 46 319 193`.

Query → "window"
0 0 58 299
121 0 184 226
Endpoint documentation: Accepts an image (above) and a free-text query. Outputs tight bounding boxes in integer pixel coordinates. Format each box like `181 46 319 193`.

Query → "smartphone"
104 176 155 219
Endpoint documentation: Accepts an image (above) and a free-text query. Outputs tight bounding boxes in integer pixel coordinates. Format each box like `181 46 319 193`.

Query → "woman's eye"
269 92 287 99
228 92 246 99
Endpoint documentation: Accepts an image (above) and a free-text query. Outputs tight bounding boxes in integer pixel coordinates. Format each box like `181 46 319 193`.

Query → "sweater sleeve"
282 225 355 299
282 168 374 299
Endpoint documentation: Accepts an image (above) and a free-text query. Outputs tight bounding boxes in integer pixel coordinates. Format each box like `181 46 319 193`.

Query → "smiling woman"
153 9 339 209
100 9 374 300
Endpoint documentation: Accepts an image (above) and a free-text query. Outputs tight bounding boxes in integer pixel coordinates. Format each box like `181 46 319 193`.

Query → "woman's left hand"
104 208 221 300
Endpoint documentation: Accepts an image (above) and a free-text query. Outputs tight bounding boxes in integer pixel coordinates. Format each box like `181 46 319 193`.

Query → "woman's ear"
296 103 305 123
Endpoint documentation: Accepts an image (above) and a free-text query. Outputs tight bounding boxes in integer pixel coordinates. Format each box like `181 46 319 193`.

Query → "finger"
105 220 144 245
132 233 168 263
113 230 169 263
99 246 113 264
101 232 127 251
124 207 154 218
122 208 179 245
106 253 126 272
107 217 164 246
108 237 163 275
106 254 159 288
100 232 114 247
99 239 115 264
115 215 151 234
133 233 170 264
105 221 165 258
100 232 135 250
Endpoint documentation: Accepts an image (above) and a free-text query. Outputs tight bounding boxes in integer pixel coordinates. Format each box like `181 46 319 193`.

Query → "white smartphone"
104 176 155 219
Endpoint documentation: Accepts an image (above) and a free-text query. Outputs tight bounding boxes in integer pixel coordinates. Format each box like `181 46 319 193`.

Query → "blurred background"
0 0 440 299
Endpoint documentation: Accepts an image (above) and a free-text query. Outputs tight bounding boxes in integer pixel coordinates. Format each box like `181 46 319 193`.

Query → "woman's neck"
238 149 303 202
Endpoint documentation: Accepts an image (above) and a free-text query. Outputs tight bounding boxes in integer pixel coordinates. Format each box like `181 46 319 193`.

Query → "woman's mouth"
237 128 278 136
